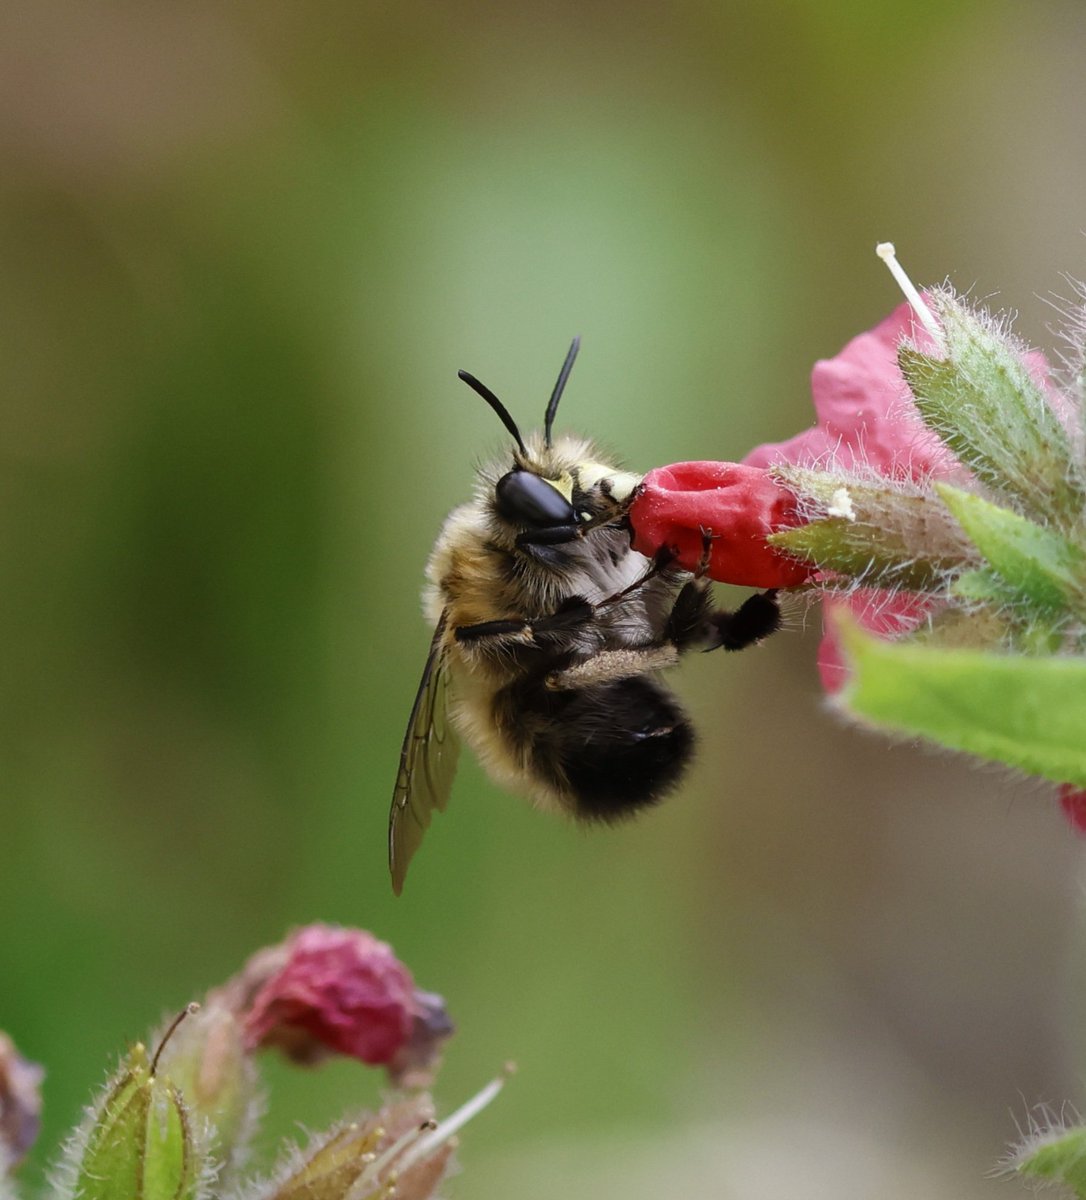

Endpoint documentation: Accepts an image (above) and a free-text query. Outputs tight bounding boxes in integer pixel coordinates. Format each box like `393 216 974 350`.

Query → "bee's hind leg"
544 643 680 691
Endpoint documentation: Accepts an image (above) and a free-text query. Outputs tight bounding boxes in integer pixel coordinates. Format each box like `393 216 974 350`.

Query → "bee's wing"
389 612 460 895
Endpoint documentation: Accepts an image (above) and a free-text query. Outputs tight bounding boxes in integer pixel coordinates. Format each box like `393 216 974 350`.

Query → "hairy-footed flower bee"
389 339 781 893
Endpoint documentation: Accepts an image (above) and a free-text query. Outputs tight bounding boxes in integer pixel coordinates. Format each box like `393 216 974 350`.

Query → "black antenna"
458 370 528 457
544 336 581 448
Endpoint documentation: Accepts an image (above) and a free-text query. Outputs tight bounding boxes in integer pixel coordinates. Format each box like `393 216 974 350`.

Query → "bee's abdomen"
496 676 694 821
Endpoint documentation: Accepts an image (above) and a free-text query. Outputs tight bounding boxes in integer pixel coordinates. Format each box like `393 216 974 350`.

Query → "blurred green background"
4 2 1086 1196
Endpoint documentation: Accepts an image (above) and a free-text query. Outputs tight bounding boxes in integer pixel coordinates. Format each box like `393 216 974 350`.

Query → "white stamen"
875 242 945 351
394 1069 511 1174
826 487 856 521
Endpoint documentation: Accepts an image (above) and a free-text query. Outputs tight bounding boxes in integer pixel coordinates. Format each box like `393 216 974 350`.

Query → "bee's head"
456 338 577 538
458 339 641 547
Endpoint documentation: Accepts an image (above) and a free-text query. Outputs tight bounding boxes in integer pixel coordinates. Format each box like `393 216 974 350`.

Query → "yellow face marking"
547 472 575 503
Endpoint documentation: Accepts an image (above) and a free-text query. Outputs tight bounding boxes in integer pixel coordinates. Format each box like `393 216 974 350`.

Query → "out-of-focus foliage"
4 3 1086 1197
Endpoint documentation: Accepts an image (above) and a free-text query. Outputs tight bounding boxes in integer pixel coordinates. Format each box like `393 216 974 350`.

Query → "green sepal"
770 520 947 590
936 483 1086 616
951 567 1017 607
74 1043 201 1200
265 1122 384 1200
1012 1124 1086 1198
835 613 1086 786
899 291 1083 522
768 467 977 589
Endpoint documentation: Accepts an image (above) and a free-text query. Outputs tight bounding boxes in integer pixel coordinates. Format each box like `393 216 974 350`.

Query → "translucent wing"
389 612 460 895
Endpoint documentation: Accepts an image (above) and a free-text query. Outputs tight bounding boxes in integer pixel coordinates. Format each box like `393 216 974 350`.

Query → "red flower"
628 461 813 588
230 925 451 1078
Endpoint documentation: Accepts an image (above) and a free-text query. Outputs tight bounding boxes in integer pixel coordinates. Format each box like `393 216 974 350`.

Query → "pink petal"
744 302 954 481
818 591 933 694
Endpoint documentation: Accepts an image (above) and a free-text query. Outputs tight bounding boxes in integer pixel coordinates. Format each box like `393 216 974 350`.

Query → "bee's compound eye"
495 470 576 527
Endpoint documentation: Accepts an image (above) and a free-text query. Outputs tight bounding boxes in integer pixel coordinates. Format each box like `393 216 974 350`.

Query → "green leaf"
72 1043 202 1200
836 615 1086 786
1013 1125 1086 1198
936 483 1086 616
899 291 1084 524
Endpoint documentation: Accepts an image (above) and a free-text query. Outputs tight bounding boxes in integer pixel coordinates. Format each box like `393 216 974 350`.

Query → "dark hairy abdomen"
494 674 695 820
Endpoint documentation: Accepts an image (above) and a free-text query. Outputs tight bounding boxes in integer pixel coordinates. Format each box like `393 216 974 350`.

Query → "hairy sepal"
248 1119 385 1200
768 466 977 589
1007 1119 1086 1198
936 483 1086 618
899 291 1084 523
834 613 1086 787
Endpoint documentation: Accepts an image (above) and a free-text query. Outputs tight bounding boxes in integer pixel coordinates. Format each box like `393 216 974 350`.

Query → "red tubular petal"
628 461 814 588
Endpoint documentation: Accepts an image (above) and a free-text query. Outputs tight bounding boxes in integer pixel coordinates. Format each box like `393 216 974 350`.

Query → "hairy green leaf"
836 616 1086 786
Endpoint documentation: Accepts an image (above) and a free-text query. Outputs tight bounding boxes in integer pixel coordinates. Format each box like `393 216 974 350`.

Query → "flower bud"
150 1003 259 1178
63 1039 208 1200
628 461 813 588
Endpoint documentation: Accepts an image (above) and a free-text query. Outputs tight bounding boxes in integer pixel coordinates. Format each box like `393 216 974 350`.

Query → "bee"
389 338 780 893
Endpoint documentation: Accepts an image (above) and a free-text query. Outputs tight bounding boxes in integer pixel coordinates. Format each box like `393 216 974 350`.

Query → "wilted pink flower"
628 461 814 588
228 924 452 1078
0 1032 44 1166
388 990 457 1090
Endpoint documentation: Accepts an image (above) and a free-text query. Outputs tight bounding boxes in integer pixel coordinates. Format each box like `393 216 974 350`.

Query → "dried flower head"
219 925 452 1079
